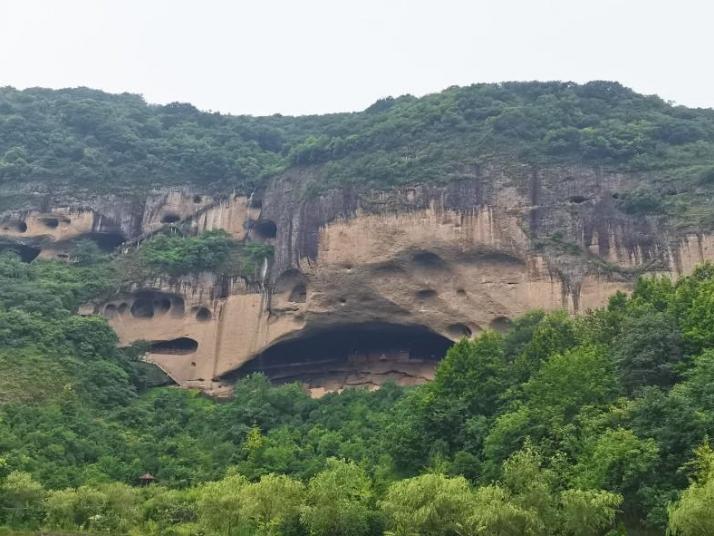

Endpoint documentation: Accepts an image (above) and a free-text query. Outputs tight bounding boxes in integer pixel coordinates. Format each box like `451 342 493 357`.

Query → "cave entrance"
0 243 41 262
85 232 126 251
150 337 198 355
232 322 453 388
252 220 277 240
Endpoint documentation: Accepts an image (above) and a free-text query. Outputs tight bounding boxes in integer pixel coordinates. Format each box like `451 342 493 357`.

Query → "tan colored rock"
7 165 714 396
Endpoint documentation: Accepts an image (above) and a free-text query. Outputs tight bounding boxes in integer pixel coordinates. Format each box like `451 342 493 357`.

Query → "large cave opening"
0 243 41 263
233 323 454 391
150 337 198 355
84 231 126 252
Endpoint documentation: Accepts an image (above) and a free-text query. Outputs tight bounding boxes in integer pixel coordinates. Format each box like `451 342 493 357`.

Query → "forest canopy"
1 249 714 534
2 82 714 199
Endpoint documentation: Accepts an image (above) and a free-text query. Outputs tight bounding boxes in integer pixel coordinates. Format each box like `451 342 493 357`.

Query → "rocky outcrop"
3 164 714 396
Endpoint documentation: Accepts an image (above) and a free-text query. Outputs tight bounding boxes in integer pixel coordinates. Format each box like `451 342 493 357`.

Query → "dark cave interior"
232 322 453 380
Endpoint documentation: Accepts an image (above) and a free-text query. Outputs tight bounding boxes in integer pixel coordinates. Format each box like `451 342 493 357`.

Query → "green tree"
380 473 473 536
301 458 378 536
667 444 714 536
196 471 249 535
0 471 45 527
559 489 622 536
240 474 305 535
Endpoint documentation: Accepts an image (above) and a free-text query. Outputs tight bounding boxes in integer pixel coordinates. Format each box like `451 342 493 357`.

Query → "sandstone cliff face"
3 165 713 396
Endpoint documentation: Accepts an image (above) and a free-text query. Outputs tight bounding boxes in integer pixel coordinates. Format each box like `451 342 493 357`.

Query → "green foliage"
196 472 248 535
612 310 683 393
433 332 510 417
4 83 714 228
301 458 379 536
138 230 234 276
559 489 622 536
0 472 45 528
380 473 473 536
3 244 714 533
123 230 274 280
239 474 304 536
667 444 714 536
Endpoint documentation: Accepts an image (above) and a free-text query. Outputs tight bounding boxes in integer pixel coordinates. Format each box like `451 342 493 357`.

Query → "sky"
1 0 712 116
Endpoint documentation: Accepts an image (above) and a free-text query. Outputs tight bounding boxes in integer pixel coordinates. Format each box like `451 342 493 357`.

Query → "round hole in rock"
447 323 472 338
170 296 185 316
150 337 198 355
416 289 437 300
490 316 512 332
39 217 59 228
568 195 588 204
196 307 212 321
154 298 171 314
339 297 347 304
85 232 126 251
275 268 307 293
0 243 41 263
456 288 467 296
232 322 454 382
130 298 154 318
161 213 181 224
104 304 118 318
412 250 447 269
4 221 27 233
289 284 307 303
253 219 277 240
193 195 202 203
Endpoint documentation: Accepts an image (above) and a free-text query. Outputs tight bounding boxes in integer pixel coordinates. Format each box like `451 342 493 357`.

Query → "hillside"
2 82 714 227
1 82 714 535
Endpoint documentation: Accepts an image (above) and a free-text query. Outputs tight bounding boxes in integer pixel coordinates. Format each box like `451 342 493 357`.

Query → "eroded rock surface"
3 164 714 396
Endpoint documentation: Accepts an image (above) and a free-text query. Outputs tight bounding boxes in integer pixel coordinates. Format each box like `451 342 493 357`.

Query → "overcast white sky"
0 0 712 116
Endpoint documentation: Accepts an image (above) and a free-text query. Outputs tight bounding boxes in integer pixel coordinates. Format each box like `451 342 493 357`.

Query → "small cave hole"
153 298 171 314
490 316 512 332
0 244 40 263
3 221 27 233
104 304 118 318
339 297 347 305
196 307 212 321
131 298 154 318
161 213 181 224
416 289 438 300
288 284 307 303
412 251 447 269
85 232 126 251
193 195 202 203
611 193 620 199
456 288 467 296
447 323 472 338
191 361 197 367
39 217 59 229
149 337 198 355
118 303 129 314
170 296 185 316
275 268 307 294
568 195 588 204
253 219 277 240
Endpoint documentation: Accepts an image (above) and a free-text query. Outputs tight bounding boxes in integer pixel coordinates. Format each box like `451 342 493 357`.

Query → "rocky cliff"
2 162 713 397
